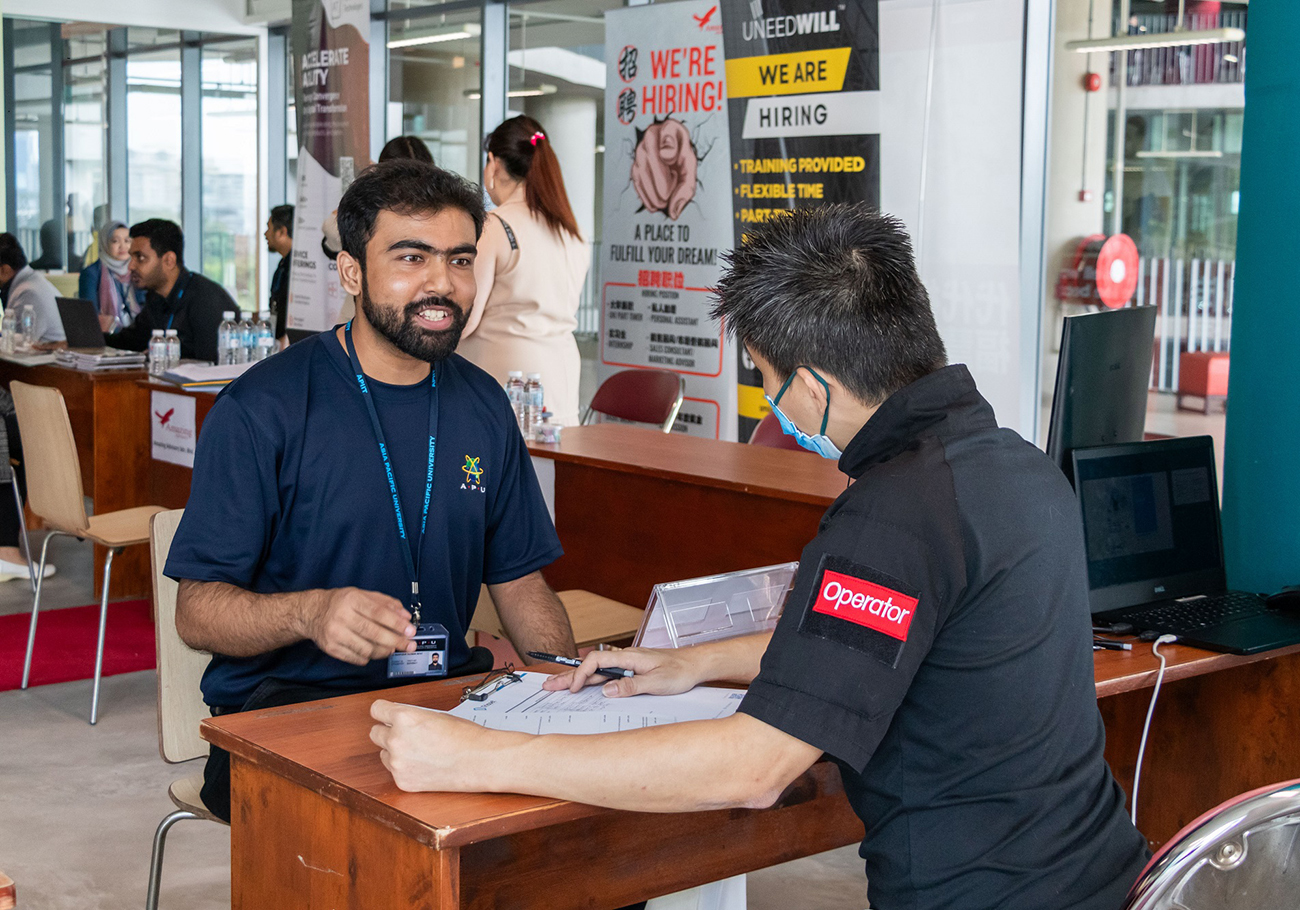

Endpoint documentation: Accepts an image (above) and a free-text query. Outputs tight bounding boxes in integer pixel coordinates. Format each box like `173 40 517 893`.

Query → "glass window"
64 26 108 263
11 19 61 268
387 8 484 180
126 32 182 225
201 38 259 311
507 0 613 335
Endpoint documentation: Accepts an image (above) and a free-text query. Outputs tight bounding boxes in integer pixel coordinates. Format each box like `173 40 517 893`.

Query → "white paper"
435 671 745 735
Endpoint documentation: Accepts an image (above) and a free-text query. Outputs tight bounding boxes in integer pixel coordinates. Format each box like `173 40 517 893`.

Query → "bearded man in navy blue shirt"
167 160 577 822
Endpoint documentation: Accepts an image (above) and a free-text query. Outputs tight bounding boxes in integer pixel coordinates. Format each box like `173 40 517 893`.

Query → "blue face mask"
765 367 843 460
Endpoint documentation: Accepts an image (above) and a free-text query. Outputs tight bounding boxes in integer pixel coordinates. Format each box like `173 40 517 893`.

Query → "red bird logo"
155 408 175 427
694 5 717 28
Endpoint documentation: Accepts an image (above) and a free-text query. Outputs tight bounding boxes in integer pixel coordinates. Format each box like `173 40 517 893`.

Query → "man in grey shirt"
0 233 66 345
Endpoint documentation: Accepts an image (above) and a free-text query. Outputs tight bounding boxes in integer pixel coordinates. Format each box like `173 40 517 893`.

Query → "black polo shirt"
739 365 1149 910
106 268 234 363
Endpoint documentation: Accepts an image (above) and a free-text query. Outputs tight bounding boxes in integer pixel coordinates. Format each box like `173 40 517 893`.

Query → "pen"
526 651 635 679
1092 638 1133 652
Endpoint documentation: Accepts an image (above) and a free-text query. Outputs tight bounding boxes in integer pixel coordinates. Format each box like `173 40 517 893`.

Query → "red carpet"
0 599 156 691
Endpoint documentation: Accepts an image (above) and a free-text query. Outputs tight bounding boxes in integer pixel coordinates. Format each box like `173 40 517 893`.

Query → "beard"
358 275 469 364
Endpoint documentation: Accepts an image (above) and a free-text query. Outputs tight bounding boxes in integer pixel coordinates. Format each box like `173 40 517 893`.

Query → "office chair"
581 369 685 433
747 412 809 452
1122 777 1300 909
11 380 164 724
144 509 229 910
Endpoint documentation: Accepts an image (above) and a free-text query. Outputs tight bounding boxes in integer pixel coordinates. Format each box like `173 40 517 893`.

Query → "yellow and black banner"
720 0 880 435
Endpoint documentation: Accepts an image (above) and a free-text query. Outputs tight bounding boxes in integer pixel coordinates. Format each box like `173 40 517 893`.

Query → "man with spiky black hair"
372 204 1150 910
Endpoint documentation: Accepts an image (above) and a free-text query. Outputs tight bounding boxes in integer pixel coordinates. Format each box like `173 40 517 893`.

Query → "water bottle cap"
526 372 542 380
152 329 164 336
166 329 178 336
223 311 235 319
508 370 523 378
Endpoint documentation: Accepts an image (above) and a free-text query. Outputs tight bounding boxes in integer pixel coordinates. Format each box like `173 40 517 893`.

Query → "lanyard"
343 320 438 621
164 274 188 331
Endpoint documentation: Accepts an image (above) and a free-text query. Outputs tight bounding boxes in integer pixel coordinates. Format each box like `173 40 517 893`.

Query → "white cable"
1131 634 1178 826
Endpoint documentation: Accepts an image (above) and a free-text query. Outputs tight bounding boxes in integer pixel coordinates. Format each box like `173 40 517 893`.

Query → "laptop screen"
1071 436 1226 613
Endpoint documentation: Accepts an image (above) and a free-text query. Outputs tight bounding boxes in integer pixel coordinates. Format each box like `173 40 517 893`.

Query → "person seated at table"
0 233 66 346
78 220 144 330
103 219 234 363
370 204 1152 910
166 159 577 824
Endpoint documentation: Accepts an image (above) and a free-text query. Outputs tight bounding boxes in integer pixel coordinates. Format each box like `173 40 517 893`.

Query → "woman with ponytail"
459 115 589 426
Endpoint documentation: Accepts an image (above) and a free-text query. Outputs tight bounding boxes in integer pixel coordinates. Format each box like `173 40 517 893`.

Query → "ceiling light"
388 23 481 49
465 84 558 100
1067 28 1244 54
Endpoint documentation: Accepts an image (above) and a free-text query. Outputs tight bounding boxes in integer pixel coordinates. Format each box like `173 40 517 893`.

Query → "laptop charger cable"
1130 634 1179 826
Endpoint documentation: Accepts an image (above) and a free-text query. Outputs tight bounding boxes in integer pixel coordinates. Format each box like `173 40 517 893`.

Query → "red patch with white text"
797 555 922 668
812 570 918 641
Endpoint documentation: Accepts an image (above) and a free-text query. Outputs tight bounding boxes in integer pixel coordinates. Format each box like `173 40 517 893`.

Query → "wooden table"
0 358 150 597
203 675 867 910
528 425 846 608
1094 640 1300 849
139 380 219 509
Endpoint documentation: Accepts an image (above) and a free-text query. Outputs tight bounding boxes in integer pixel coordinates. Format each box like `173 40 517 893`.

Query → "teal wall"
1221 3 1300 592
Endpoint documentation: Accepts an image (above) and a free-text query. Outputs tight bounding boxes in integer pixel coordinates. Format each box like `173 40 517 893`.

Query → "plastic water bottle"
235 311 254 364
523 373 544 438
218 311 237 365
164 329 181 370
505 371 525 432
17 303 34 351
1 307 18 355
252 311 275 361
148 329 166 376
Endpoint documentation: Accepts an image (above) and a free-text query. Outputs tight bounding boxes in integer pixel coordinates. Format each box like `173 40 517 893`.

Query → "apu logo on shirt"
797 555 923 669
813 570 918 641
460 455 486 493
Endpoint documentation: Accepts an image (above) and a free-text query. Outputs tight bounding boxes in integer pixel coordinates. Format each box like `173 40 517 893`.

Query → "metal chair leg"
20 530 64 690
145 808 203 910
9 477 35 592
89 546 119 725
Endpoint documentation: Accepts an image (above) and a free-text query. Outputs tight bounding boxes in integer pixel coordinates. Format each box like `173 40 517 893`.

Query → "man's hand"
370 699 495 792
303 588 416 666
98 314 117 333
542 647 703 697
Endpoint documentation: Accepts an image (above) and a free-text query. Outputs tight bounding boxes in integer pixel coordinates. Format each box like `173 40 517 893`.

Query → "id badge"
386 622 449 679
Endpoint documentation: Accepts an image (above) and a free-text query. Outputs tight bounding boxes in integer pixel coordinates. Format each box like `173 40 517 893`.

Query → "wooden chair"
11 380 164 724
144 509 229 910
472 586 645 650
581 369 685 433
747 412 809 452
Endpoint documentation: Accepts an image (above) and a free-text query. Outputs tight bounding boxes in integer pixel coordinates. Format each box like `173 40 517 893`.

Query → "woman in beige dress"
459 115 589 427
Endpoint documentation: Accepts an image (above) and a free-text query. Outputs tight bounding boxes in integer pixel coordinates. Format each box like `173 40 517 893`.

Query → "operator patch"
797 554 921 669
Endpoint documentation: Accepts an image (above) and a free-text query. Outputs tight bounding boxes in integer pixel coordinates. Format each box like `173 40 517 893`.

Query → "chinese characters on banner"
286 0 370 333
600 1 737 440
720 0 880 440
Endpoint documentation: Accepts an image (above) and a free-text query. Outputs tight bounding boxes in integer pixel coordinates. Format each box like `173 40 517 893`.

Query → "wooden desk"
0 358 150 597
139 381 219 509
1094 641 1300 848
528 425 846 607
203 676 866 910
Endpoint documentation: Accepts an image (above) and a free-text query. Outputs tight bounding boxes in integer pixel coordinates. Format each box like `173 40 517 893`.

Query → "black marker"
1092 638 1133 652
527 651 634 679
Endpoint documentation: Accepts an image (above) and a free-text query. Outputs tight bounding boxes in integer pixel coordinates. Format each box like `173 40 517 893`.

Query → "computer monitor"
1045 305 1158 483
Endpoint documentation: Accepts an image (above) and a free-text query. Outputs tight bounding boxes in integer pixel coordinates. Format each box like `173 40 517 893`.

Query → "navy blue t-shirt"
165 330 562 706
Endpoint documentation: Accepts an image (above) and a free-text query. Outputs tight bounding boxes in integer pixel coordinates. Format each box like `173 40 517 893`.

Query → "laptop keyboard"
1124 591 1264 634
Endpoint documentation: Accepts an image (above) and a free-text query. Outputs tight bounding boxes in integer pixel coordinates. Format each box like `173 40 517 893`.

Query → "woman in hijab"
77 220 142 329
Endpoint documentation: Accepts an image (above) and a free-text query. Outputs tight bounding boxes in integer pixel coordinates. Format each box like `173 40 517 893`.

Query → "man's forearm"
472 713 820 812
175 579 319 656
490 572 578 659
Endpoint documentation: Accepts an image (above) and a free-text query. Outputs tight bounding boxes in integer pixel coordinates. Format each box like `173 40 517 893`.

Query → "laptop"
56 297 108 348
1072 436 1300 655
